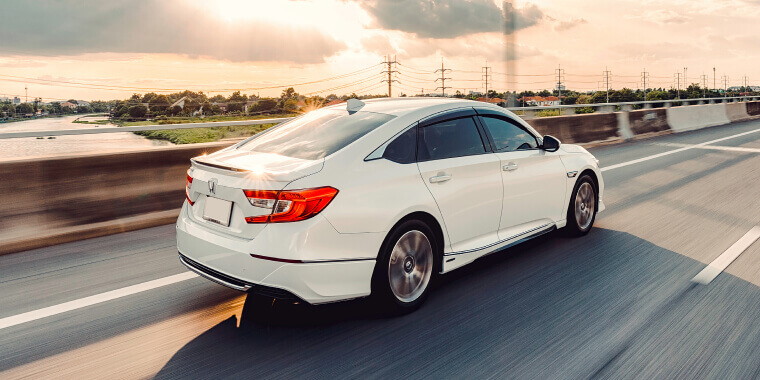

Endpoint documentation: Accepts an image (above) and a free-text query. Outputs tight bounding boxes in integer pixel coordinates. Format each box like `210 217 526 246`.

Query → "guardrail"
1 96 758 140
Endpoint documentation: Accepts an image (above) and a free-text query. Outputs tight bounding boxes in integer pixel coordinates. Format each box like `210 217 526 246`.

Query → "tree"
141 92 158 103
201 101 213 115
227 91 248 113
537 89 551 97
17 103 34 115
47 102 62 115
148 94 171 114
250 98 277 113
209 94 226 103
128 105 147 118
168 105 182 116
283 98 299 111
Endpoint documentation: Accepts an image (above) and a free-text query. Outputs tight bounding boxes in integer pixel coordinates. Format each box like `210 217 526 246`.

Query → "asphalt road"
1 120 760 379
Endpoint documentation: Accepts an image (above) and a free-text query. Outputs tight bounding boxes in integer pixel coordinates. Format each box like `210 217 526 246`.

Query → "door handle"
429 174 452 183
503 162 518 171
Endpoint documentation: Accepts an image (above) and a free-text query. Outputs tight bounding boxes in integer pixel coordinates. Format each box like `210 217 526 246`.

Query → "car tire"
371 219 437 313
565 174 597 237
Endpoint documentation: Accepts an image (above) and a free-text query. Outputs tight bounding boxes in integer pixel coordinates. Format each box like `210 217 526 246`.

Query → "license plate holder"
203 196 233 227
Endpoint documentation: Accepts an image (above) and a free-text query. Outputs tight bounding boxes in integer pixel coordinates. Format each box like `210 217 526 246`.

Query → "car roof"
322 97 494 117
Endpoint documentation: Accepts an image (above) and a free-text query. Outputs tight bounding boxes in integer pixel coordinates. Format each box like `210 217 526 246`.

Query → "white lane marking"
0 272 198 331
692 226 760 285
601 128 760 172
656 143 760 153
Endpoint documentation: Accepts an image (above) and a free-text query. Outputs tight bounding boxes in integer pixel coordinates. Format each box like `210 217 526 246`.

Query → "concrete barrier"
666 103 730 132
0 141 232 255
628 108 670 135
746 101 760 117
725 102 750 122
526 112 619 144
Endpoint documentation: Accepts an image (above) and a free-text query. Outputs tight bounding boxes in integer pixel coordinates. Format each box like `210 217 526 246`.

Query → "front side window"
418 117 486 161
237 109 395 160
480 116 538 152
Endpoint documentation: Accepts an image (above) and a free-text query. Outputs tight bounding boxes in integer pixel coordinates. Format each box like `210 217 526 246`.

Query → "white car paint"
176 98 604 304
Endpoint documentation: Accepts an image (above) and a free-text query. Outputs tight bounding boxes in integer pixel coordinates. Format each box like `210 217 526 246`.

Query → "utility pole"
684 67 688 87
381 55 399 97
675 72 682 99
701 74 708 98
555 64 565 105
713 67 716 93
434 57 451 97
641 68 649 101
482 60 492 100
25 85 28 104
721 75 729 98
603 67 611 103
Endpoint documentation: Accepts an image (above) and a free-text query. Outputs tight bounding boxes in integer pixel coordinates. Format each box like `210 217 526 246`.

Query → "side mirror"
542 135 560 152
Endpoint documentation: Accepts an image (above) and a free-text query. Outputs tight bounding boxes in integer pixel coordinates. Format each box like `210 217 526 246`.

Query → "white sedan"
177 98 604 311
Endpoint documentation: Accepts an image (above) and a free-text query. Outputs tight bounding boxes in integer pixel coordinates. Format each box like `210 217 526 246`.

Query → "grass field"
116 113 297 144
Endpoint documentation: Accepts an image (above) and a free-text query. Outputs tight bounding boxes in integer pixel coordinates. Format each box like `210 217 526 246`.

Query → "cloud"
355 0 544 38
553 18 588 32
398 35 542 62
361 35 395 56
641 10 690 25
0 1 346 63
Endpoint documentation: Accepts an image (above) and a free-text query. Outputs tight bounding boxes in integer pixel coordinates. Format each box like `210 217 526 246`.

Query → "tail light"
185 170 194 205
243 187 338 223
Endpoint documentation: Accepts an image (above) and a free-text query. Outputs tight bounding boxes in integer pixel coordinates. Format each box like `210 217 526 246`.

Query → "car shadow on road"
154 228 760 379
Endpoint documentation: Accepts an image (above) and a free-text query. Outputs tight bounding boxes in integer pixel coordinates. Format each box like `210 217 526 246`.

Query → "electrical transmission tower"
381 55 399 97
701 74 708 98
25 85 28 103
602 67 611 103
674 72 682 99
721 75 729 98
556 65 565 105
641 69 649 101
435 58 451 97
482 61 492 100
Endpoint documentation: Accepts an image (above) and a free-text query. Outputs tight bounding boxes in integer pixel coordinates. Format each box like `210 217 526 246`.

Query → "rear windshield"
237 109 395 160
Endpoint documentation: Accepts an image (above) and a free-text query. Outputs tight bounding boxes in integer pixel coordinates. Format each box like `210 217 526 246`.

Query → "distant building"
212 102 228 113
0 97 9 103
77 100 90 107
13 97 21 105
61 101 77 109
519 96 560 106
476 97 505 106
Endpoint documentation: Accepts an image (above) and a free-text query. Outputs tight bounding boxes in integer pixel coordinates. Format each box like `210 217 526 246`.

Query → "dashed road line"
692 225 760 285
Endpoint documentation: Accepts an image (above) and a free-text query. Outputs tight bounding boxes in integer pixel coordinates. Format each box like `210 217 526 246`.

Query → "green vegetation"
119 113 297 144
535 109 560 117
134 124 276 144
73 119 110 125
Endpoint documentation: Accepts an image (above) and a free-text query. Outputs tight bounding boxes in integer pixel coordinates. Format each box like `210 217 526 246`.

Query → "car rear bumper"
176 203 379 304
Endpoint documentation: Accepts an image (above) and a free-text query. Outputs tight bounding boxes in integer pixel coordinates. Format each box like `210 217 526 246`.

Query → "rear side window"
418 117 486 161
480 116 538 152
383 126 417 164
237 109 395 160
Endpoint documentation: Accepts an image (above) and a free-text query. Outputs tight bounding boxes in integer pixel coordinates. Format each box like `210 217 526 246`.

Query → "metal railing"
0 96 757 140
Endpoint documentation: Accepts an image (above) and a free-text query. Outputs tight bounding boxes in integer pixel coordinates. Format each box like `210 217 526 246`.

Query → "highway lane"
1 120 759 379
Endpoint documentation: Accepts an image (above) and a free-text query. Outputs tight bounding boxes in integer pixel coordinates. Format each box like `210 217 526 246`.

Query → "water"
0 115 173 160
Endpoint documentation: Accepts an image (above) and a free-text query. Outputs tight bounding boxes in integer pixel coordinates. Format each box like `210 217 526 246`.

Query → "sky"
0 0 759 101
